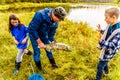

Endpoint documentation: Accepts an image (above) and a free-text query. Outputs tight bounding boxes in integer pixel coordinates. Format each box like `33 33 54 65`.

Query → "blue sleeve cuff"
100 30 104 34
99 39 105 46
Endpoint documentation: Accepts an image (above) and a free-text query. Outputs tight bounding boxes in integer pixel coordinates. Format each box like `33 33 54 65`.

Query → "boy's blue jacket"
28 8 58 42
99 22 120 61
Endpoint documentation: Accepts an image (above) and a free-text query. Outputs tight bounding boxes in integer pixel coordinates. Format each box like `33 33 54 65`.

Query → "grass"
0 2 119 12
0 2 71 11
1 3 120 80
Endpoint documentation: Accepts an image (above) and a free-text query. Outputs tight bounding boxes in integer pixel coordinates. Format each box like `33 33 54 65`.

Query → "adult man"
28 6 67 72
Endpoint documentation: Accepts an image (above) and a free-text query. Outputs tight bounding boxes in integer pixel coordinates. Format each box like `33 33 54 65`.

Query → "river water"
67 4 120 30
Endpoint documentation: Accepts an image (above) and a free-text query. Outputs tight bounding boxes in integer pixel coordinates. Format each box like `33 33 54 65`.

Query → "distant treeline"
0 0 114 3
0 0 74 3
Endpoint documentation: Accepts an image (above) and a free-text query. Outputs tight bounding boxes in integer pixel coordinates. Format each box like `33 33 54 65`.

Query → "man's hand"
37 38 45 49
51 40 57 44
38 42 45 49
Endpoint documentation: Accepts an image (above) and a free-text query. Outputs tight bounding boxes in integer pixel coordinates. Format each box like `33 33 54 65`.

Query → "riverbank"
0 2 119 12
0 2 71 11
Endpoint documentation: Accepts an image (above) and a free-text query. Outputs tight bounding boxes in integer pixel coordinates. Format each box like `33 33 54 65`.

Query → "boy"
96 7 120 80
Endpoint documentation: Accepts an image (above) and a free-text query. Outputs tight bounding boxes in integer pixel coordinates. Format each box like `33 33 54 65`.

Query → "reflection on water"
67 4 120 29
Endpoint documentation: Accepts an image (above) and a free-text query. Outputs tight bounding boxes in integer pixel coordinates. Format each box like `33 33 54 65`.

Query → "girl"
9 14 32 75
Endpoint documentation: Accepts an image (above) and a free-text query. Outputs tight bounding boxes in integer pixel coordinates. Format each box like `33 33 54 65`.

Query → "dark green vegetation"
0 0 114 3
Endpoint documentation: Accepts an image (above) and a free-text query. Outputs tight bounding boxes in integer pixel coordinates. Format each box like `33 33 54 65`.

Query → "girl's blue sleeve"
24 25 28 36
10 31 15 36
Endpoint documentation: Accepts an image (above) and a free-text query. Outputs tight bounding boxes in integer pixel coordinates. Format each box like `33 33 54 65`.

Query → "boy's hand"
96 24 102 42
97 24 101 32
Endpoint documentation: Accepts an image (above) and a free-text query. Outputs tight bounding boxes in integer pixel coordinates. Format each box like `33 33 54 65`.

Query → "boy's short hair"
105 7 120 18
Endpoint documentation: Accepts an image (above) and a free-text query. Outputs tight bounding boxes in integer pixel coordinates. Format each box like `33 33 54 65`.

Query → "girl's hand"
21 38 27 44
13 37 19 44
14 40 19 44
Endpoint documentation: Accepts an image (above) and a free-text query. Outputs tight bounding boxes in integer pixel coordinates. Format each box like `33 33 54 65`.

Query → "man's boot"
49 57 59 68
13 61 21 75
35 61 46 74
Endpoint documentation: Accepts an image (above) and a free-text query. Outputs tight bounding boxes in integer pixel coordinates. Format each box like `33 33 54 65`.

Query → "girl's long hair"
9 14 22 32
